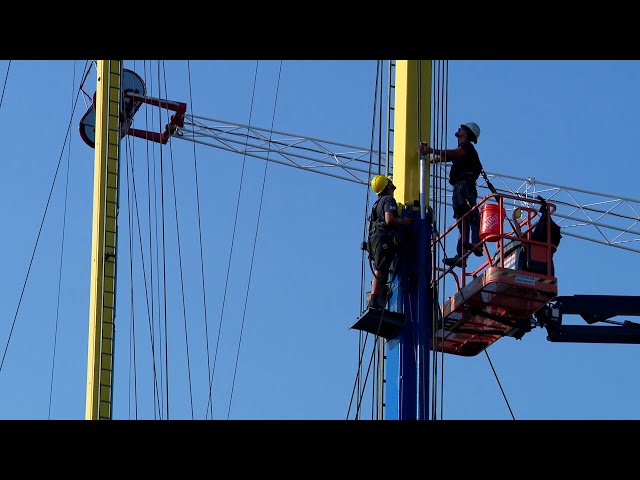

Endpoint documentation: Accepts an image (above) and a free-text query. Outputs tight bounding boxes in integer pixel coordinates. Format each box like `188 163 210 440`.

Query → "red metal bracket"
124 92 187 144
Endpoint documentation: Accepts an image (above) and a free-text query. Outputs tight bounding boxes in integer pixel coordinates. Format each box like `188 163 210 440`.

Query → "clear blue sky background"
0 60 638 420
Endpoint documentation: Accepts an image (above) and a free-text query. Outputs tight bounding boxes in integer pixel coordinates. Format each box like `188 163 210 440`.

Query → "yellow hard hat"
371 175 393 195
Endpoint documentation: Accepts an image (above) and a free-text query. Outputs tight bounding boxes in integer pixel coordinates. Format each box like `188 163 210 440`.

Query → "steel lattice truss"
473 172 639 254
173 116 640 254
178 115 385 184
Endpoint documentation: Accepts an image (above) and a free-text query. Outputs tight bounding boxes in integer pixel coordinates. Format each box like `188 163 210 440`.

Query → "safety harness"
366 195 404 294
368 196 390 236
366 195 403 268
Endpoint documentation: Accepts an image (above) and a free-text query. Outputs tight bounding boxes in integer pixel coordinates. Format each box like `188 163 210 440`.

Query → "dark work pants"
452 180 480 257
456 212 480 256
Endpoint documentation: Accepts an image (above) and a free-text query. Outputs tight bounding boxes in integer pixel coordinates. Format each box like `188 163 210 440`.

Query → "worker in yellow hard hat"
366 174 413 309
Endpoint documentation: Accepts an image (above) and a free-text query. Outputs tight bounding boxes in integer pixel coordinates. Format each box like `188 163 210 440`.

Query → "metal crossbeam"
166 116 640 254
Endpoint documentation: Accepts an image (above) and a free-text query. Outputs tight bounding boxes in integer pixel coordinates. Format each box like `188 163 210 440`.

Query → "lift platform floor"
436 266 558 356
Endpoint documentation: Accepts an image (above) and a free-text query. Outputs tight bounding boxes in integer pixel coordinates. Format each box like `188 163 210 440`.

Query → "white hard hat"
462 122 480 143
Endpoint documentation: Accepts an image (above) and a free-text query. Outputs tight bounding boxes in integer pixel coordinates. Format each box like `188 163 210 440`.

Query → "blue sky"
0 60 638 420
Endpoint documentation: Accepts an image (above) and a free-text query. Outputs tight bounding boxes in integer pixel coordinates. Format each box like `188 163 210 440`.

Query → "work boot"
367 294 381 309
443 255 466 268
463 242 483 257
367 293 387 310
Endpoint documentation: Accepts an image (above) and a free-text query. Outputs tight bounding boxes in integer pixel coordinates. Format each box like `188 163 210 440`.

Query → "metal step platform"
351 307 406 340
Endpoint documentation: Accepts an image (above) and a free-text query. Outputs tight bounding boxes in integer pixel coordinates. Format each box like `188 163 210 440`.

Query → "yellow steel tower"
85 60 122 420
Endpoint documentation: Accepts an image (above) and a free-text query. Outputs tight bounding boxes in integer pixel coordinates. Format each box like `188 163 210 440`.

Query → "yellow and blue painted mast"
81 60 432 420
385 60 432 420
85 60 123 420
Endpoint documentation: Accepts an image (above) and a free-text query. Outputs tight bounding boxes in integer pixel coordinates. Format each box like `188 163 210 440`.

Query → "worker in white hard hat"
420 122 484 268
